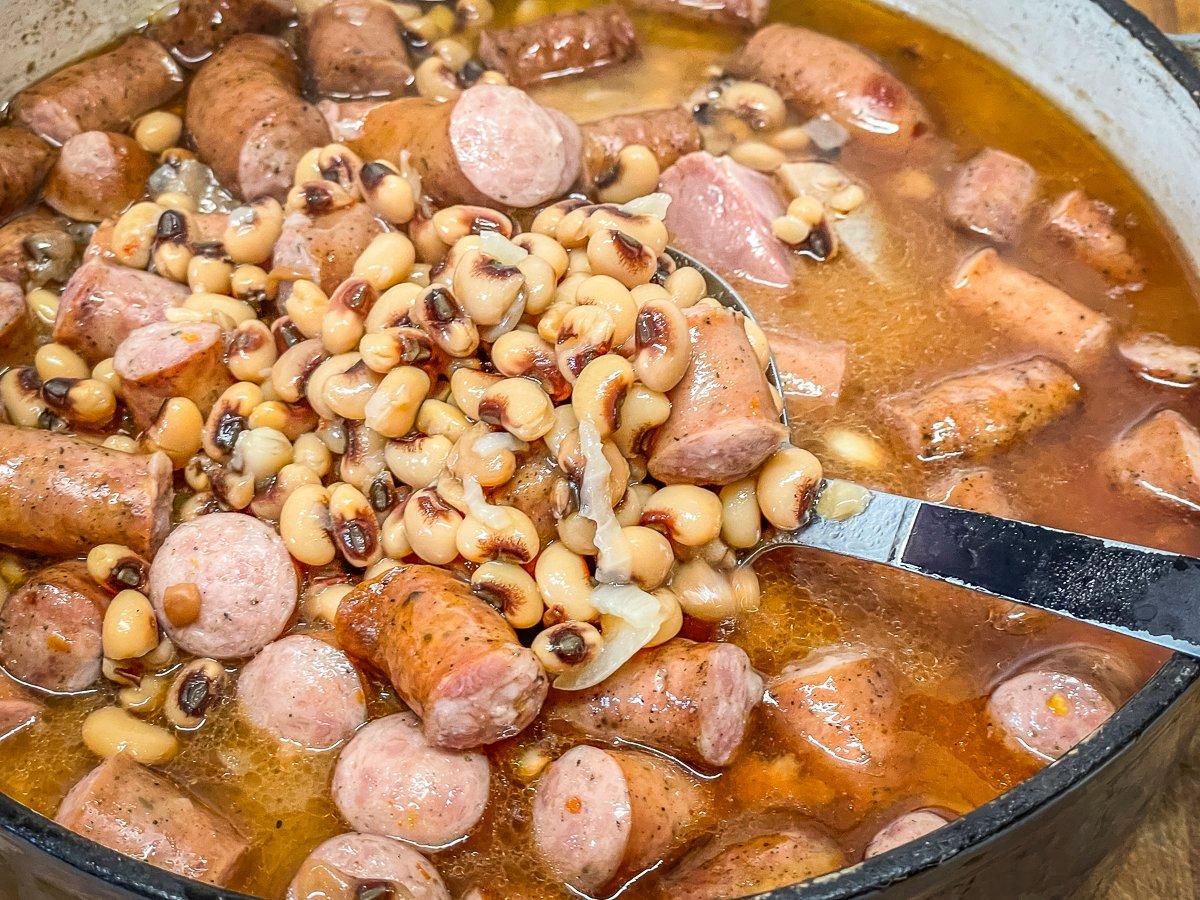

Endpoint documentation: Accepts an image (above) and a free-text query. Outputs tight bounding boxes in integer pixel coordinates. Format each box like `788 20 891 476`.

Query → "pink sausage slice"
273 203 384 294
663 828 847 897
864 809 951 858
765 328 847 414
286 833 450 900
44 131 154 223
1118 332 1200 387
148 512 298 659
238 634 366 749
945 148 1037 244
0 673 42 740
331 711 490 847
1102 409 1200 516
549 639 763 768
1047 190 1145 287
56 754 248 886
986 669 1115 761
532 745 708 895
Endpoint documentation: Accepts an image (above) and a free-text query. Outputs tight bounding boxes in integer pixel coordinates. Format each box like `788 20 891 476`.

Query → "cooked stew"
0 0 1193 897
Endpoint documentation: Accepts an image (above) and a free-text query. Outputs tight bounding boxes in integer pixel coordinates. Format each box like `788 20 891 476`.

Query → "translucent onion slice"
480 291 526 343
802 115 850 151
577 419 631 584
618 192 672 220
553 583 665 690
474 430 527 456
461 473 509 530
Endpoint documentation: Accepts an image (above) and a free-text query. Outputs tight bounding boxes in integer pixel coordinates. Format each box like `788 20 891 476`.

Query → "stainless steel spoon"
669 247 1200 659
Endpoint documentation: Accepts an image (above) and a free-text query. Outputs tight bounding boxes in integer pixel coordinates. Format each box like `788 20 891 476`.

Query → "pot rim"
2 1 1199 898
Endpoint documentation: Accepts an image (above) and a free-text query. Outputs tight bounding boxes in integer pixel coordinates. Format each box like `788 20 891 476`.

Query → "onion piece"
802 115 850 151
474 430 527 456
553 583 665 690
577 419 630 584
480 229 528 266
480 291 527 343
618 192 672 220
461 473 509 530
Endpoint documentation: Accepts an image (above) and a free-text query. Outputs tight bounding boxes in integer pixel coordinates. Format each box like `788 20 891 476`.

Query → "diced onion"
461 474 509 530
480 230 528 267
553 583 666 690
577 419 630 584
618 192 672 220
802 115 850 151
474 430 527 456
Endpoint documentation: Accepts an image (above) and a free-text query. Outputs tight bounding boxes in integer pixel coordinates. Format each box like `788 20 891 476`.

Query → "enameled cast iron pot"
1 0 1199 897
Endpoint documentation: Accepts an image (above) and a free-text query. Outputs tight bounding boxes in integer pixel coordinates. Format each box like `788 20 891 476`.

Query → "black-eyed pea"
364 283 422 333
729 140 785 173
0 367 44 427
280 483 335 566
231 264 271 304
385 433 453 488
557 512 597 556
305 352 361 420
614 481 653 527
316 143 363 196
477 377 555 441
571 353 634 439
359 160 416 225
379 504 412 559
719 478 761 549
671 558 740 622
449 367 503 420
117 674 167 717
227 319 277 383
770 125 813 153
178 490 220 521
102 656 144 688
452 248 524 326
532 620 601 674
641 484 722 547
339 420 389 492
415 55 462 102
365 365 430 438
584 207 669 256
472 561 542 630
34 342 89 381
329 483 383 569
82 706 178 764
682 536 735 569
552 204 597 249
223 198 284 266
432 205 514 245
285 280 331 339
184 292 256 326
742 316 771 370
286 179 355 216
757 446 822 530
409 212 447 265
323 358 383 420
531 197 589 238
534 542 595 622
184 454 214 492
410 285 479 358
575 275 636 346
612 384 671 457
203 382 262 462
718 78 787 131
186 249 234 295
233 426 293 480
449 424 522 488
250 462 322 521
646 587 683 647
212 464 256 511
663 265 707 308
293 432 333 478
507 249 554 318
491 330 570 402
304 581 355 626
538 297 577 345
457 504 540 565
102 434 139 453
26 287 59 327
543 404 578 459
41 377 117 427
294 147 323 186
247 399 319 441
621 525 673 590
567 247 591 274
585 227 657 289
164 657 228 729
323 277 379 354
133 110 183 154
416 398 470 440
272 338 329 404
403 487 463 565
112 201 163 268
555 429 628 506
87 544 149 594
353 232 416 291
595 144 661 204
102 589 158 660
633 298 690 393
513 232 569 280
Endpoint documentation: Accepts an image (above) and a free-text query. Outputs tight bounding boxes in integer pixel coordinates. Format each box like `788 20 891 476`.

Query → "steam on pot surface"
0 0 1190 896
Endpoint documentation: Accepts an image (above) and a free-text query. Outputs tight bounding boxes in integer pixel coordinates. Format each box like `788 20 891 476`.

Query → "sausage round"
331 711 490 847
549 639 763 768
43 131 154 223
304 0 412 99
0 128 54 220
356 84 581 209
532 745 707 895
945 148 1037 245
986 669 1115 761
186 34 332 201
336 564 548 749
114 320 234 431
286 833 450 900
662 828 847 897
0 561 109 694
273 203 385 294
0 425 173 557
0 673 42 739
152 0 297 67
580 107 701 190
237 634 366 749
12 36 184 146
647 305 786 485
148 512 298 659
864 809 950 858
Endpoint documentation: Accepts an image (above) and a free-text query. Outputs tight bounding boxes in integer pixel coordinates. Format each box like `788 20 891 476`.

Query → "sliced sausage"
55 754 248 886
764 647 899 773
148 512 298 659
729 24 932 152
945 148 1037 244
318 98 385 142
286 833 450 900
879 356 1081 462
864 809 950 858
491 449 561 547
662 828 847 898
986 669 1114 761
305 0 412 99
1047 190 1145 287
1102 409 1200 515
273 202 384 294
1118 332 1200 387
336 564 548 748
12 37 184 146
331 711 490 847
478 5 638 87
152 0 297 66
764 328 847 413
948 248 1112 363
933 468 1012 517
43 131 154 223
0 673 42 739
186 34 332 201
54 260 190 363
580 107 701 191
549 639 763 768
113 320 234 431
237 634 366 749
0 561 109 694
624 0 767 27
659 151 791 287
356 84 582 209
0 425 173 557
648 305 787 485
0 283 30 349
532 745 708 895
0 128 54 219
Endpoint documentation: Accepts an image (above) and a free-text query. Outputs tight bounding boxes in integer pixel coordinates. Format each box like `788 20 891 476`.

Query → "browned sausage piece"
728 24 932 152
44 132 154 223
0 561 109 694
55 754 249 885
152 0 297 66
12 37 184 146
113 320 234 431
318 98 385 142
491 449 561 547
477 5 638 88
864 810 950 858
932 468 1012 517
186 34 332 201
54 260 190 363
305 0 412 99
1047 190 1145 287
1102 409 1200 516
286 833 450 900
764 328 847 413
532 745 708 895
1118 332 1200 387
987 669 1115 761
949 248 1112 363
336 564 548 749
580 107 700 190
549 639 763 768
0 425 173 557
0 128 54 220
648 305 786 485
945 148 1037 244
662 828 847 897
0 283 30 350
879 357 1081 462
356 84 582 208
273 202 384 294
0 672 42 739
624 0 768 27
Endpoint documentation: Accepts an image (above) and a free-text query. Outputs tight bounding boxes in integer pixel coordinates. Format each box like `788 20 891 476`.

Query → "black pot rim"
4 2 1200 898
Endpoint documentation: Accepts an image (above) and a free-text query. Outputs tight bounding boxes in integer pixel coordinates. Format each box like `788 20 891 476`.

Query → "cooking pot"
1 1 1199 897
